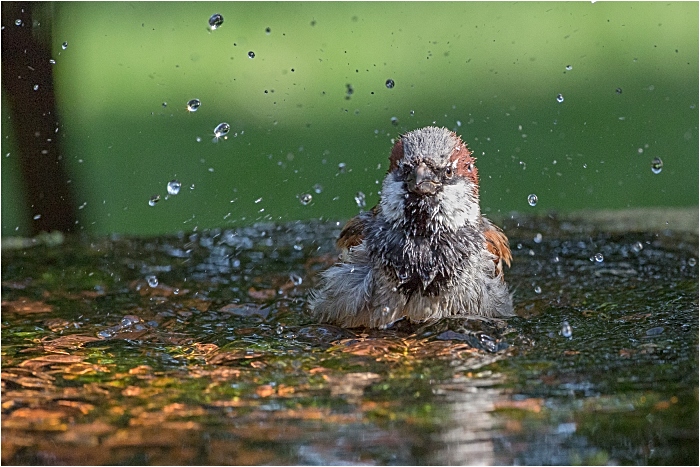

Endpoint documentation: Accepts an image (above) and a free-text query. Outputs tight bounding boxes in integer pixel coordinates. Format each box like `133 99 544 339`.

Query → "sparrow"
310 126 513 329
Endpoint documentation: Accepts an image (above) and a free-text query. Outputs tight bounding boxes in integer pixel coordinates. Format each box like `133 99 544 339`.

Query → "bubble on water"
289 273 303 286
121 315 140 327
148 194 160 206
565 65 573 71
556 93 564 103
616 87 623 94
208 13 224 30
61 41 68 50
248 51 255 59
560 321 573 338
355 191 366 208
299 193 313 205
162 102 167 108
146 275 158 287
385 78 395 89
651 157 663 174
338 162 347 173
213 122 230 142
97 329 115 339
15 19 22 26
167 180 181 195
527 194 538 207
390 116 399 126
534 233 543 244
534 285 542 294
688 258 696 267
313 184 323 194
631 241 643 253
265 27 271 35
592 253 604 263
186 99 201 112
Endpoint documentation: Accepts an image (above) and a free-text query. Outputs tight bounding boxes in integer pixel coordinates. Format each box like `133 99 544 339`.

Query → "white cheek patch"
380 174 406 225
438 181 481 231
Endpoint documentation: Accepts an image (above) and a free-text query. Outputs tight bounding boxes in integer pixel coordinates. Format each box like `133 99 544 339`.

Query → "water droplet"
248 51 255 59
213 122 230 142
616 87 623 94
146 275 158 287
276 324 284 335
534 233 543 244
527 194 538 207
355 191 366 208
651 157 663 174
14 19 22 26
162 102 167 108
186 98 201 112
385 78 395 89
148 194 160 206
338 162 347 173
61 41 68 50
299 193 313 205
565 65 573 71
254 197 263 204
556 93 564 103
167 180 181 195
390 116 399 126
289 273 303 286
688 258 696 267
33 214 41 220
33 84 39 91
631 241 643 253
313 184 323 194
593 253 604 263
265 27 271 35
561 321 572 338
49 59 56 65
208 13 224 30
382 306 391 315
534 285 542 294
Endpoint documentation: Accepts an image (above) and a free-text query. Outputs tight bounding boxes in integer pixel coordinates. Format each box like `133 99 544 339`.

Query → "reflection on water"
1 209 697 465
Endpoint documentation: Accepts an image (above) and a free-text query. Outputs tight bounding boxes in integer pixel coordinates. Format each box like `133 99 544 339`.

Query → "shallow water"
2 212 698 465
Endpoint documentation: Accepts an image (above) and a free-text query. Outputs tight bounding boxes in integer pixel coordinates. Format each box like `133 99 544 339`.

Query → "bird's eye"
444 166 453 178
466 163 474 172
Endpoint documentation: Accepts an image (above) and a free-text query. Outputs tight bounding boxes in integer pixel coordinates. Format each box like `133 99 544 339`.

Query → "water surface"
2 209 697 465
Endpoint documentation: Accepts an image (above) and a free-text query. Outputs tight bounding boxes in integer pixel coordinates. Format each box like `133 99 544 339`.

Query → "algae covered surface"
1 211 698 465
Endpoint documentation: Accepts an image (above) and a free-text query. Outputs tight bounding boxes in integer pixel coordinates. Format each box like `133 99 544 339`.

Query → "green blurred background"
2 1 697 236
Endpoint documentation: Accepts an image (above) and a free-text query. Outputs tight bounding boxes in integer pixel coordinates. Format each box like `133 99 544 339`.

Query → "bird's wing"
336 205 380 252
482 216 512 278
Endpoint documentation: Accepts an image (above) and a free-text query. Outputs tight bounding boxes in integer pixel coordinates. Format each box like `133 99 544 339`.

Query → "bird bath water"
1 209 697 465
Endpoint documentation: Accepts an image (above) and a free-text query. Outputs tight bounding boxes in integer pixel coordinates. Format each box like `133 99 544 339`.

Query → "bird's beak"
407 162 439 195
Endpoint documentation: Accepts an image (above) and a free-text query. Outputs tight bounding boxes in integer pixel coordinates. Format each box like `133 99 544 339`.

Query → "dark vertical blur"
2 2 76 234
